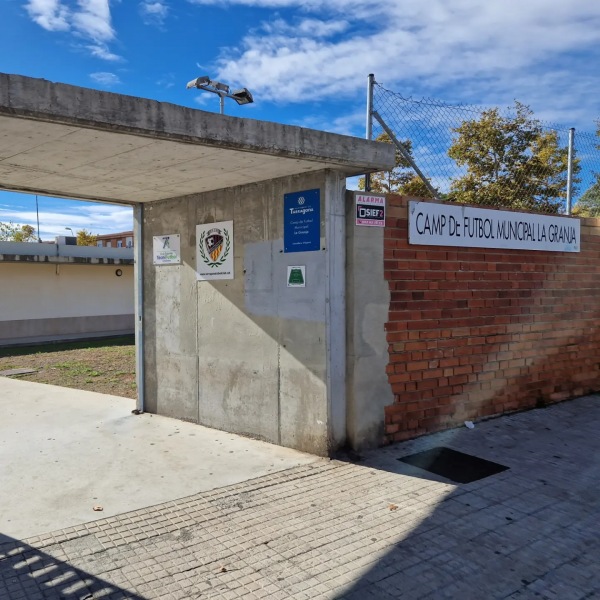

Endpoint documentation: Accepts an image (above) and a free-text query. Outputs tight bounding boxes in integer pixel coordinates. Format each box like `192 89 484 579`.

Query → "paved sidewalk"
0 378 318 538
1 395 599 599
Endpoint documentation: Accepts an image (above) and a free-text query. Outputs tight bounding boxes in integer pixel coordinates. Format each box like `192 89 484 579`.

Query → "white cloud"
25 0 120 60
292 109 365 137
190 0 600 127
90 71 121 86
25 0 70 31
140 1 169 26
156 73 176 89
86 43 121 61
0 201 133 240
72 0 114 42
262 17 349 38
192 92 215 108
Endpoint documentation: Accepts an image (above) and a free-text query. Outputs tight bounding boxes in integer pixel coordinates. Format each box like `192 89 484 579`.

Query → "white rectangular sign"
196 220 234 280
153 234 181 265
408 201 580 252
356 193 386 227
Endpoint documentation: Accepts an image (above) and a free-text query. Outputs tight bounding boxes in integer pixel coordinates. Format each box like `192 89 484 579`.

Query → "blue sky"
1 0 600 239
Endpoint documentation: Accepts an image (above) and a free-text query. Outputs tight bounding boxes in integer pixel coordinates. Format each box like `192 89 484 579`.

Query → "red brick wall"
384 196 600 443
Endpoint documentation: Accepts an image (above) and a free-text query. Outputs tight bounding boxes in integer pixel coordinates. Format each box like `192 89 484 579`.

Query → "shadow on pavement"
330 401 600 599
0 533 145 600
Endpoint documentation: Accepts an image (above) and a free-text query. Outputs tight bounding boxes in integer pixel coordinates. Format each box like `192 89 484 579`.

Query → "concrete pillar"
325 171 347 450
345 191 394 449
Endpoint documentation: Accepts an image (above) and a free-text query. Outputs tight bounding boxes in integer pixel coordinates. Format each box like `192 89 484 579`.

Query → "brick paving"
1 395 599 599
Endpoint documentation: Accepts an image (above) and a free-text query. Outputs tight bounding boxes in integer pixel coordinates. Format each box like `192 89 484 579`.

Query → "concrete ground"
0 378 319 539
1 384 599 600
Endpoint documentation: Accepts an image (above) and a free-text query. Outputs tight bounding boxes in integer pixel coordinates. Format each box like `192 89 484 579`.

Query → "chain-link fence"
368 77 600 215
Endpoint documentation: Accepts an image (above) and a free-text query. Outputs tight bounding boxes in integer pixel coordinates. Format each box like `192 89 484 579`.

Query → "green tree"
0 221 18 241
76 229 98 246
573 123 600 217
358 133 436 198
448 102 579 213
0 222 37 242
573 183 600 217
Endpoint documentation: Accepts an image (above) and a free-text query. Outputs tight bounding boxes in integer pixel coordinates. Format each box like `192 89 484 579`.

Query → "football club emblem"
198 226 230 267
206 229 224 262
196 221 234 280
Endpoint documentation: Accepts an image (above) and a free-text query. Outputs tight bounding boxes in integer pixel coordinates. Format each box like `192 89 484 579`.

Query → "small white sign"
153 234 181 265
408 201 580 252
356 193 386 227
196 220 234 281
287 265 306 287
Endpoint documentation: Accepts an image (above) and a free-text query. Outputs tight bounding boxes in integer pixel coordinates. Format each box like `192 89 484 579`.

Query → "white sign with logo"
153 234 181 265
408 201 580 252
355 193 386 227
196 220 234 280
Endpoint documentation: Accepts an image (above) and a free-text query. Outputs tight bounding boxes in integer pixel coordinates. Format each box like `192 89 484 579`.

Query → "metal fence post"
365 73 375 192
133 203 145 413
372 111 441 201
566 128 575 215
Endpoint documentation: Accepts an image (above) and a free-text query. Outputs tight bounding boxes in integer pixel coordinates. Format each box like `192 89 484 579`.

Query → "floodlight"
186 75 210 89
211 81 230 93
186 75 254 114
231 88 254 105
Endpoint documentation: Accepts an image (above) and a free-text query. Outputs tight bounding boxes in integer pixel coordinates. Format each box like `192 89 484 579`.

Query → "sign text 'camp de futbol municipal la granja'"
409 201 580 252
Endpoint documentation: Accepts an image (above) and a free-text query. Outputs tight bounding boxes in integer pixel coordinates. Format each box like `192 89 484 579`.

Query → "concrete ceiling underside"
0 115 357 205
0 73 395 205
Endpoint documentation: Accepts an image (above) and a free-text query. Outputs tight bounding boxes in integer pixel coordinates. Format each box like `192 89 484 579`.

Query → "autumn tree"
358 133 437 198
76 229 98 246
448 102 579 213
0 222 37 242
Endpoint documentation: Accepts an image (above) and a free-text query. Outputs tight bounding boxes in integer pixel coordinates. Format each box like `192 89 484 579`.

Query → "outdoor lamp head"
211 81 230 93
231 88 254 105
186 75 210 89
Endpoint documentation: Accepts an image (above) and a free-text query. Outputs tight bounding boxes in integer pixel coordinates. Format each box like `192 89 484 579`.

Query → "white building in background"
0 241 134 346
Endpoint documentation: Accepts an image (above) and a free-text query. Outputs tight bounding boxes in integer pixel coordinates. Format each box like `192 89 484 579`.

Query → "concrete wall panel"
278 321 328 454
0 314 133 346
196 284 280 442
345 192 394 450
154 353 199 422
0 262 133 320
143 171 337 455
0 262 134 345
244 241 327 322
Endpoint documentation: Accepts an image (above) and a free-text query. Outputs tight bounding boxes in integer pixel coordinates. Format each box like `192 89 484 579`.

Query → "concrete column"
325 170 347 450
345 191 393 449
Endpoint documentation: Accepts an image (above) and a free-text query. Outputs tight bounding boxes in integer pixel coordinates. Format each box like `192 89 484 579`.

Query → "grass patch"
0 337 136 399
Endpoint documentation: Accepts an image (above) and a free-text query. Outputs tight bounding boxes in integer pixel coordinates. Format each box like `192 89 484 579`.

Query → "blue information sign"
283 189 321 253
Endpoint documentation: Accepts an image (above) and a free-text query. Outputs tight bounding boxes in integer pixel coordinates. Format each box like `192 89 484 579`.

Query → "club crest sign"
196 220 234 280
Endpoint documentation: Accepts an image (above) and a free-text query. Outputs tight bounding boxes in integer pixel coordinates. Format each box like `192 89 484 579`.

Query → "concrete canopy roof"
0 73 395 205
